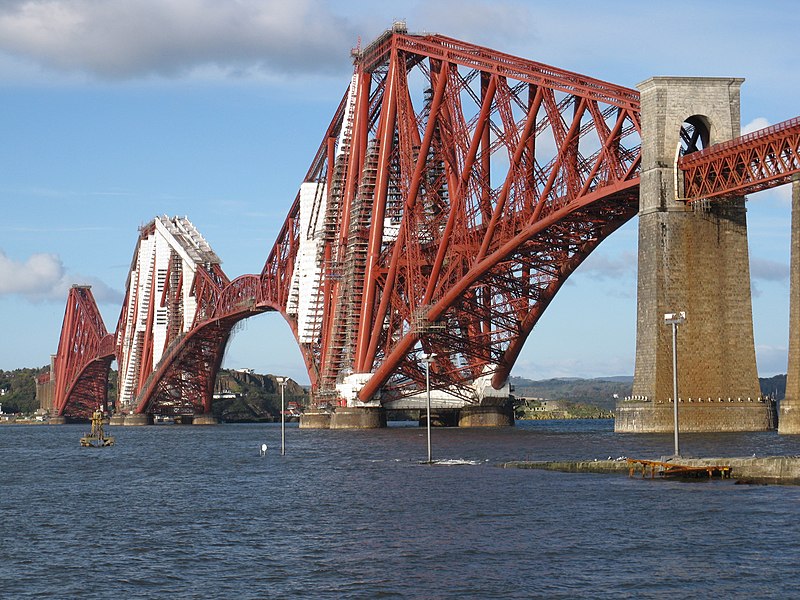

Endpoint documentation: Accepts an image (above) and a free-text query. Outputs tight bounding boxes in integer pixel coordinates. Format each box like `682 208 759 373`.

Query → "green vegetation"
510 376 631 412
511 373 786 418
0 367 49 414
514 397 614 420
211 369 308 423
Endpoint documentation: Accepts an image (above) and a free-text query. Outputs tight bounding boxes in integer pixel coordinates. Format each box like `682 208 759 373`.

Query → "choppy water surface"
2 420 799 599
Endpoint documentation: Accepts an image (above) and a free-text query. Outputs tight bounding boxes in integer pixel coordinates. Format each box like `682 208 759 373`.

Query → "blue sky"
0 0 798 383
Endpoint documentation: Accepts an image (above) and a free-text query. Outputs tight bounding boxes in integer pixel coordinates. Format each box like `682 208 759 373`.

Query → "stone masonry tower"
779 178 800 433
616 77 776 433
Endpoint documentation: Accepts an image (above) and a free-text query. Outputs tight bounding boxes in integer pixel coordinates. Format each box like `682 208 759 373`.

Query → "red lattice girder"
281 30 644 402
52 286 114 418
680 116 800 201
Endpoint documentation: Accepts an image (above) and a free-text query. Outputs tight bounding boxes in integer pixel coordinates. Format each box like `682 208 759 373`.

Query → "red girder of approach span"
50 27 800 418
680 116 800 201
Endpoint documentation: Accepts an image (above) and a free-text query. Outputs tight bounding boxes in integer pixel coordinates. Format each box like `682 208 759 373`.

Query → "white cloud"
750 257 789 282
0 0 357 79
755 344 788 377
0 249 122 304
413 0 533 45
577 250 637 280
742 117 770 135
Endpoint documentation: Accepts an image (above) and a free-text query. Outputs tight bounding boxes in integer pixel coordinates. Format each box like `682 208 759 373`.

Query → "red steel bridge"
47 25 800 421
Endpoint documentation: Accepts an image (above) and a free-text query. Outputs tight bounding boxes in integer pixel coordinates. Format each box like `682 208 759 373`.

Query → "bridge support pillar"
48 415 67 425
780 178 800 433
329 407 386 429
619 76 773 433
123 413 151 426
299 411 332 429
458 402 515 427
108 414 126 426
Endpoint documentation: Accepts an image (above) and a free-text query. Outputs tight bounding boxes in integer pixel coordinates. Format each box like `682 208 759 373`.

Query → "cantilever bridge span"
47 26 800 427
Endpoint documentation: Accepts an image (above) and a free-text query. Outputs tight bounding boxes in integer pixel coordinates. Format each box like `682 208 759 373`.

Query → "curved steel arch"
52 286 115 418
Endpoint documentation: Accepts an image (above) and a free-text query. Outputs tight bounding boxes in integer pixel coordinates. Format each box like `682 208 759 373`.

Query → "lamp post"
276 376 287 456
421 353 436 464
664 311 686 457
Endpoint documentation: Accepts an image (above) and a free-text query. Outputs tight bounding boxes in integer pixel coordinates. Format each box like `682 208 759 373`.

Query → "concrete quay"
502 456 800 484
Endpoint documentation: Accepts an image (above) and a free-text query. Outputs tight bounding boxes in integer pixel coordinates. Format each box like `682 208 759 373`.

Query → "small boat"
80 408 115 447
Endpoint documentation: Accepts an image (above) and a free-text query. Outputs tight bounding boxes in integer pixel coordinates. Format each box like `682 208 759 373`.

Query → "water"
2 420 800 599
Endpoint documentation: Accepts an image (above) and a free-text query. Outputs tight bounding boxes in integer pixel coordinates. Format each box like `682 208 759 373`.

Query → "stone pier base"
108 414 126 426
299 411 332 429
123 413 151 426
458 403 515 427
419 409 459 428
48 416 67 425
329 407 387 429
192 414 218 426
615 400 777 433
779 401 800 434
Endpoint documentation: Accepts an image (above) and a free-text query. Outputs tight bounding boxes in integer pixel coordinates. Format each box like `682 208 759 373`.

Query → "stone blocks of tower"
617 77 774 433
779 178 800 433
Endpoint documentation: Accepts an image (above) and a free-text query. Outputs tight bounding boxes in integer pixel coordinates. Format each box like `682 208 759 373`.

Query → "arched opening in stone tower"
679 115 711 156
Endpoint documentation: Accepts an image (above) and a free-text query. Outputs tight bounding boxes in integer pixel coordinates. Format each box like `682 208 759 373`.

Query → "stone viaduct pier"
617 77 794 433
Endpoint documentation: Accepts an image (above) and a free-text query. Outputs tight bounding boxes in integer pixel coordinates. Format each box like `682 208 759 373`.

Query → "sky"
1 0 798 384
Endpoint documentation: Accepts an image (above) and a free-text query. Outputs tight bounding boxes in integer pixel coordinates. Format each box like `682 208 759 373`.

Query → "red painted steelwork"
315 30 643 402
51 29 644 416
680 116 800 201
52 286 115 418
53 29 648 414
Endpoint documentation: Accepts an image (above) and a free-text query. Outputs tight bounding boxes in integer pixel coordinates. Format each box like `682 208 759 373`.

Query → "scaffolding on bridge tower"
116 216 228 418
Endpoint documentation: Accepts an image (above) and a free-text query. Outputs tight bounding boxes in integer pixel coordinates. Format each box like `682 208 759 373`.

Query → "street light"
276 376 287 456
664 311 686 457
421 353 437 464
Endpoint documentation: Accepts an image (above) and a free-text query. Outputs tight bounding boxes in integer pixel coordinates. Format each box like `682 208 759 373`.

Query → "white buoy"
259 443 268 456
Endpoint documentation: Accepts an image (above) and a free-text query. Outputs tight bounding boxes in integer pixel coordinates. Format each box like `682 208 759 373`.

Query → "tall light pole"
664 311 686 457
276 376 287 456
421 353 436 464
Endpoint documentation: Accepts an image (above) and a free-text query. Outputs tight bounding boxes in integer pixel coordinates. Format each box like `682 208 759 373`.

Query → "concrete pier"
502 456 800 484
108 414 126 426
780 178 800 434
458 403 514 427
621 77 772 432
299 411 332 429
48 416 67 425
329 407 386 429
123 413 150 426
